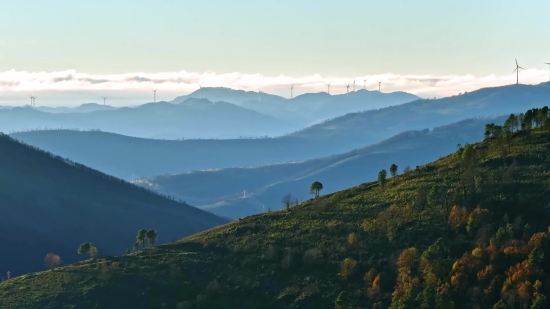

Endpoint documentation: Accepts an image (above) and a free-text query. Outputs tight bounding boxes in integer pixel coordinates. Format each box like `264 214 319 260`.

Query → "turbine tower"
258 89 261 102
346 84 350 95
545 63 550 81
198 84 202 99
363 79 367 90
378 81 382 92
513 59 524 85
101 97 108 111
353 80 356 92
153 89 158 103
327 82 331 94
290 84 294 99
29 95 34 109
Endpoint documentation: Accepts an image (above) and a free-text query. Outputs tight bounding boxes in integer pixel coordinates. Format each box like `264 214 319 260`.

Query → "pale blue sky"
1 0 549 76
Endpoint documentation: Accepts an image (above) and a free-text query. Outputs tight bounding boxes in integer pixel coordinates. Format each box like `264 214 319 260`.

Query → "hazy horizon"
0 69 549 107
2 0 550 106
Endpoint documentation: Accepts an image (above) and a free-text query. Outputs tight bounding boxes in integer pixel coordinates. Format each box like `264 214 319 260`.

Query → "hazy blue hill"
174 87 420 125
0 133 227 276
141 117 502 219
11 84 550 180
36 103 118 113
292 83 550 144
1 99 294 139
172 87 287 106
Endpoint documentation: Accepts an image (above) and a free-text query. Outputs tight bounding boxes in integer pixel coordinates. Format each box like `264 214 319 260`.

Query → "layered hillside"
11 84 550 179
0 134 227 276
1 108 550 308
141 117 500 219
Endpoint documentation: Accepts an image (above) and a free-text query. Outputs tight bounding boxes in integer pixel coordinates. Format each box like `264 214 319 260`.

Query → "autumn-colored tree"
44 253 61 271
448 206 469 231
364 268 378 286
466 206 490 234
391 248 421 309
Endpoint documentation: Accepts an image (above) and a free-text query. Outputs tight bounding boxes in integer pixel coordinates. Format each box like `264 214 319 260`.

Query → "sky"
1 0 549 106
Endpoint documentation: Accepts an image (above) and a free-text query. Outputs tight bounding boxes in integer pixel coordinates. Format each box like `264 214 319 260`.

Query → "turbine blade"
513 68 517 73
519 66 525 70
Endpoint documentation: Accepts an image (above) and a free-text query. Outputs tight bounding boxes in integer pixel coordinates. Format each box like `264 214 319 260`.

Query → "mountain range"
11 83 550 180
136 116 503 219
172 87 420 125
0 134 226 276
1 99 295 139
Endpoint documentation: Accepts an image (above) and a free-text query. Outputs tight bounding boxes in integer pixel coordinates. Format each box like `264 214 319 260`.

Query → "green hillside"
1 108 550 309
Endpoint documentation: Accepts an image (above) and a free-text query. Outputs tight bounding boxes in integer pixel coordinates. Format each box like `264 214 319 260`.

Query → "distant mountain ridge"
0 133 227 276
173 87 421 125
36 103 118 113
1 99 294 139
11 83 550 179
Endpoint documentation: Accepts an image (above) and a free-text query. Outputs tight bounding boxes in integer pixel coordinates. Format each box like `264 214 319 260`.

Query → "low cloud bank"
0 69 548 106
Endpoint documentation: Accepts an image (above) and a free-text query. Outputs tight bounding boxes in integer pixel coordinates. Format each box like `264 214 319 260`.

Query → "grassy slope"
0 134 227 277
1 130 550 309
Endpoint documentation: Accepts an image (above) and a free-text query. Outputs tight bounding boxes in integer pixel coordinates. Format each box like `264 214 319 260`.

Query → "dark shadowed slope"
172 87 420 125
11 83 550 179
0 134 227 276
139 117 502 219
1 99 294 139
2 116 550 309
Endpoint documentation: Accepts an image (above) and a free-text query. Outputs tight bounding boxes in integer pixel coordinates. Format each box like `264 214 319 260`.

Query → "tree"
339 258 357 279
77 243 91 259
390 164 398 178
309 181 323 198
146 229 158 247
378 169 387 189
137 229 148 248
44 253 61 271
281 194 293 210
88 244 98 258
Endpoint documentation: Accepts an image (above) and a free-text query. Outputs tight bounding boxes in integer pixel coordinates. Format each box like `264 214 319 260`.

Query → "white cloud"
0 69 548 106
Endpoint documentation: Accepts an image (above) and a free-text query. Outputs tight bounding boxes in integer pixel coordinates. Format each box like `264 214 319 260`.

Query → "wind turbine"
327 82 331 94
353 80 356 92
258 89 261 102
513 59 524 85
290 85 294 99
101 97 108 110
363 79 367 90
198 84 202 99
545 62 550 81
346 84 350 95
153 89 158 103
378 81 382 92
29 95 34 109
